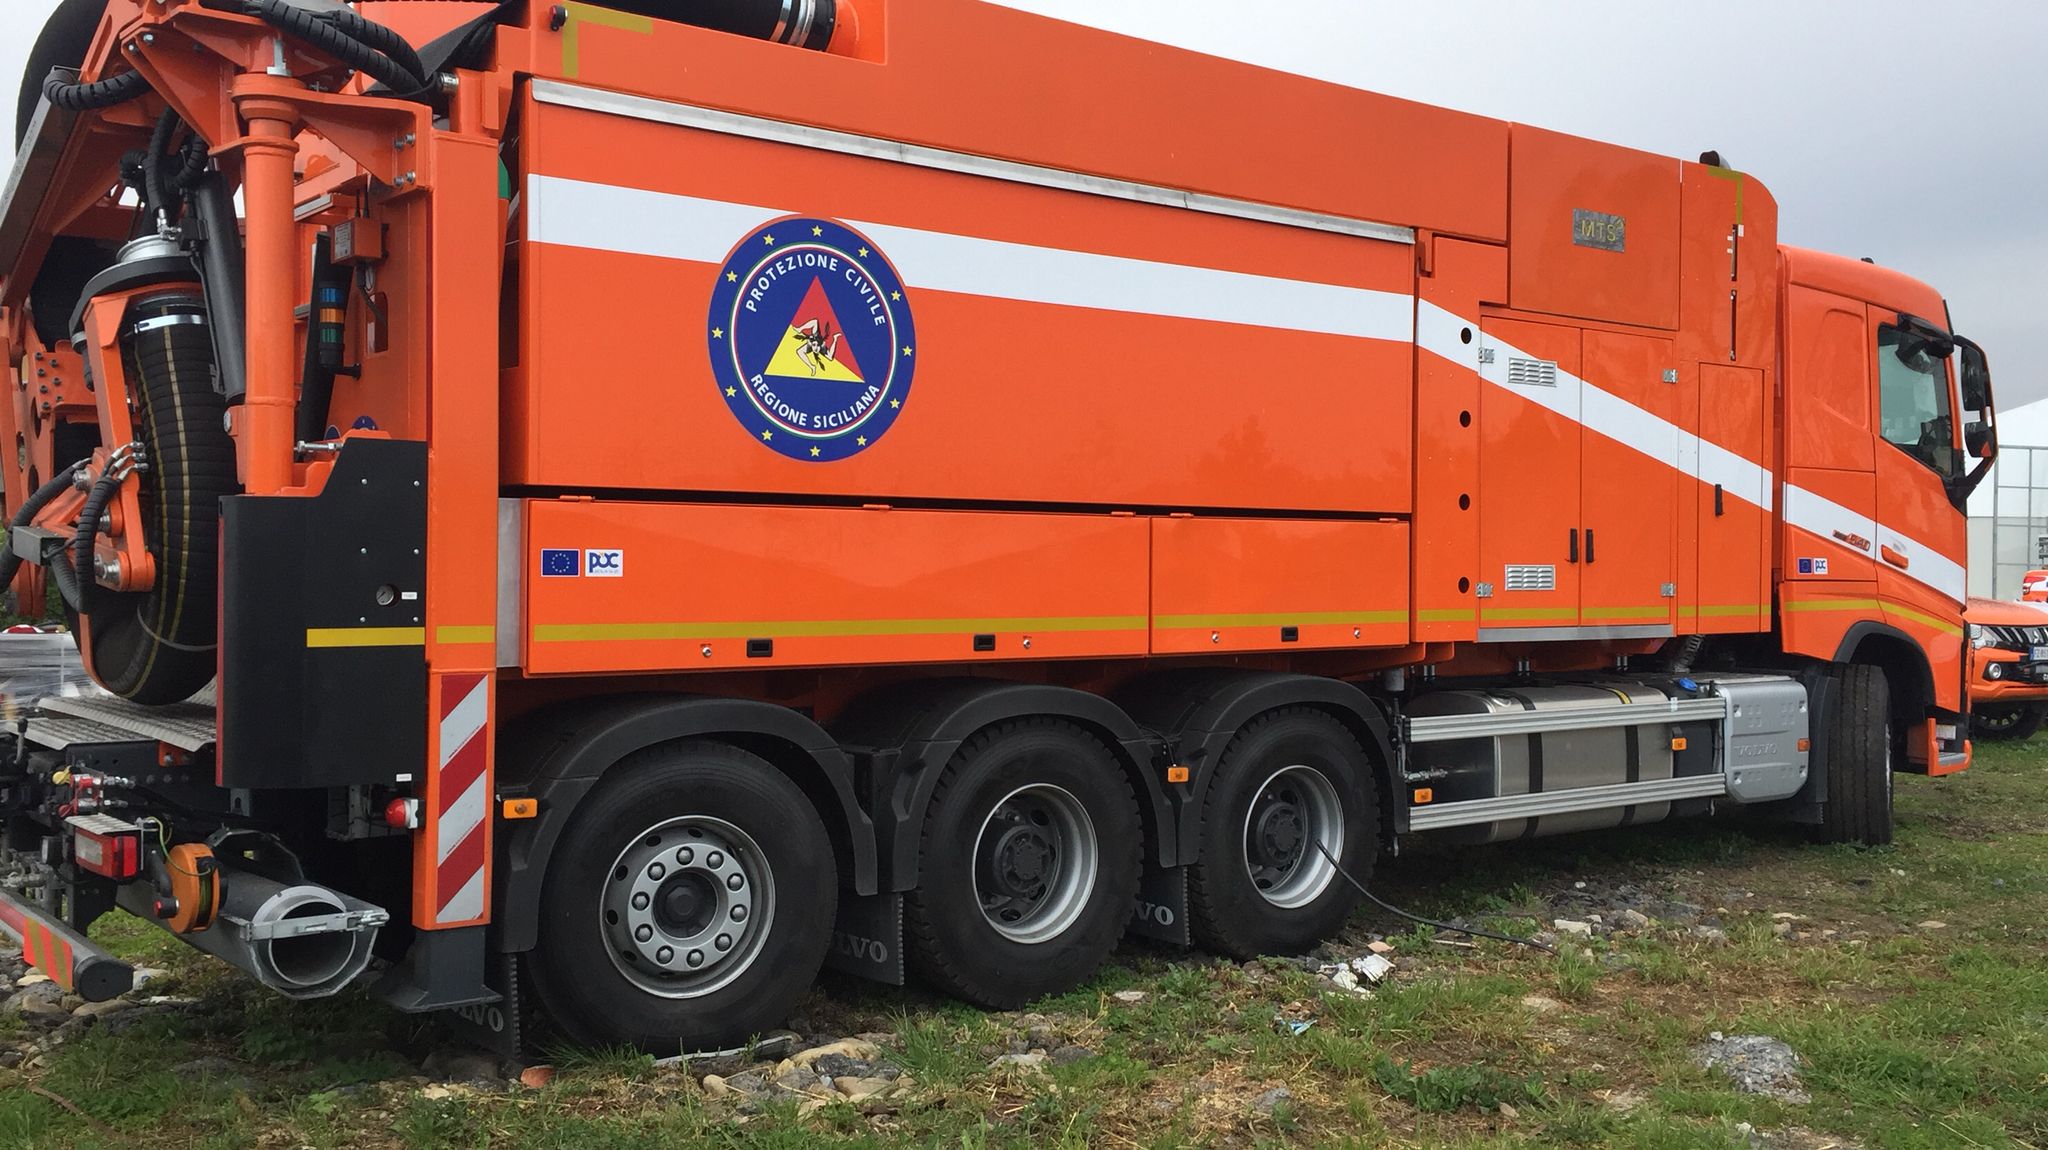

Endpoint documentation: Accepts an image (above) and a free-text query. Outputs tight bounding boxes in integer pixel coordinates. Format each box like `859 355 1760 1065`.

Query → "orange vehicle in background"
0 0 2004 1055
1967 597 2048 740
2022 570 2048 602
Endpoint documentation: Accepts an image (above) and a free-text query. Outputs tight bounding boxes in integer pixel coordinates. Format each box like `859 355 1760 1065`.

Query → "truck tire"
528 741 837 1052
904 719 1141 1009
1186 709 1375 959
1816 664 1893 847
1971 703 2041 742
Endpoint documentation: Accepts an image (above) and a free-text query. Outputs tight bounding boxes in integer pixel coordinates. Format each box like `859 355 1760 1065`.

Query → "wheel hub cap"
601 816 774 999
973 784 1098 945
1242 765 1345 909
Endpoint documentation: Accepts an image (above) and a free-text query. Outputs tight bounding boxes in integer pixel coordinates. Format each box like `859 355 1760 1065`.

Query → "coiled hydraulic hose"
81 293 237 704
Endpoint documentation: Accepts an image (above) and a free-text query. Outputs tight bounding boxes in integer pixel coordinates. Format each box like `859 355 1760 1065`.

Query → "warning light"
383 797 420 829
502 798 539 820
1413 788 1435 804
1796 738 1811 752
1670 736 1689 751
1165 765 1190 784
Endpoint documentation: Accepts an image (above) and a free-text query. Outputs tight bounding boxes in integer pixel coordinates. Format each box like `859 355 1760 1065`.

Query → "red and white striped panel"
435 673 491 924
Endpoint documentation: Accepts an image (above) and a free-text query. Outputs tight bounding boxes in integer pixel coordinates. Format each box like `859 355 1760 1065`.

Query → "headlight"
1970 624 1990 649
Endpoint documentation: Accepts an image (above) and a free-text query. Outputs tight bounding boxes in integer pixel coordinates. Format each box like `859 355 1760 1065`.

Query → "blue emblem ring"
707 217 916 462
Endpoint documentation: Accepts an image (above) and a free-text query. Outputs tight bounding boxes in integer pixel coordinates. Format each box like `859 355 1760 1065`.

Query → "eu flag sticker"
540 549 580 577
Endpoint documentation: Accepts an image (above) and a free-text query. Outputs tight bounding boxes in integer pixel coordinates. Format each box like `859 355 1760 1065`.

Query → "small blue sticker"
1798 558 1814 575
540 549 580 577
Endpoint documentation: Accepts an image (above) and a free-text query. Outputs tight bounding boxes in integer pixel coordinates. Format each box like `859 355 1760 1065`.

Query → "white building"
1968 397 2048 599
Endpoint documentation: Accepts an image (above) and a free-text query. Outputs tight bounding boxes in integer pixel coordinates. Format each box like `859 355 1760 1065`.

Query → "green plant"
1371 1054 1546 1113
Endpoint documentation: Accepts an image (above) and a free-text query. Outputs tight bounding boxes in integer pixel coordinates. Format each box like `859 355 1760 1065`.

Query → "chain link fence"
1971 443 2048 600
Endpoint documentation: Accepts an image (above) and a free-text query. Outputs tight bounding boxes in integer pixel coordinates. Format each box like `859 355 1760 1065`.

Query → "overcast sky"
5 1 2044 403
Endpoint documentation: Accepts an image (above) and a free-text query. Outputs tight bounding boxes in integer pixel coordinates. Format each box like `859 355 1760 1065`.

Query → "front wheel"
528 741 837 1052
1972 703 2042 742
1815 665 1893 847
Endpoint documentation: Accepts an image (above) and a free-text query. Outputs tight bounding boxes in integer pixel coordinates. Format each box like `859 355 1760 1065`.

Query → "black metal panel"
218 440 427 789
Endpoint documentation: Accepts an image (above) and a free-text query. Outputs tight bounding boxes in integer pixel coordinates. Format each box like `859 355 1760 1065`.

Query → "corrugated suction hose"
81 293 238 704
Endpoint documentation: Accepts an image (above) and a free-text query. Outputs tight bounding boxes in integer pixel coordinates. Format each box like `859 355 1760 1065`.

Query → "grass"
4 737 2045 1148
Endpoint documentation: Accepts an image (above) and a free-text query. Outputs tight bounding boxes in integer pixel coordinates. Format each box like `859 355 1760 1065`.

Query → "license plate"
2032 646 2048 662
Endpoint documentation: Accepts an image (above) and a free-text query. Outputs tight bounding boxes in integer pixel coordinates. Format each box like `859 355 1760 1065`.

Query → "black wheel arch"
1117 670 1398 863
1832 621 1937 742
493 694 877 955
832 679 1174 892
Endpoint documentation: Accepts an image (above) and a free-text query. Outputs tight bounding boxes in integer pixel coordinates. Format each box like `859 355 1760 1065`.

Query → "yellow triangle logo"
762 277 867 383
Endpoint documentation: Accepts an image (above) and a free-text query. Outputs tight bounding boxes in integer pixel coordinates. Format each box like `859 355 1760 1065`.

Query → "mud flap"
1128 862 1189 946
436 950 526 1061
825 891 903 985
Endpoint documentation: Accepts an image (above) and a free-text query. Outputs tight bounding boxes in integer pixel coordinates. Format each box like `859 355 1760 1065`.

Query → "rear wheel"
1971 703 2041 742
904 720 1141 1009
529 741 836 1052
1816 664 1893 846
1187 709 1377 958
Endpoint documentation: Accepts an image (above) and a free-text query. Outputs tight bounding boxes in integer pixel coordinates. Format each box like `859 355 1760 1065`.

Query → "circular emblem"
707 217 916 462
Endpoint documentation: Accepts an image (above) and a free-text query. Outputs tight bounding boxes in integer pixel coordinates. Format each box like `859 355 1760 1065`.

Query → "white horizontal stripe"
1782 486 1965 602
437 867 485 924
527 175 1415 342
438 678 489 771
437 775 488 865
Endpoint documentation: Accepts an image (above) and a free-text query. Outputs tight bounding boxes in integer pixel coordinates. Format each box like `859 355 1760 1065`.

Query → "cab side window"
1876 324 1956 478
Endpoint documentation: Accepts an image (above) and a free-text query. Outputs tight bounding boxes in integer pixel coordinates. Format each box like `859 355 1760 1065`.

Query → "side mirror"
1959 337 1993 413
1967 421 1997 460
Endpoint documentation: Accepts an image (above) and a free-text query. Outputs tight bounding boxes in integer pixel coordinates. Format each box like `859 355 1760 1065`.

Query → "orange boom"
0 0 2000 1053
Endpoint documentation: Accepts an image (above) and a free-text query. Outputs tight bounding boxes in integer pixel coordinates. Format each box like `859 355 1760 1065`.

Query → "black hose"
241 0 431 98
40 67 148 115
188 174 247 403
328 6 430 85
71 470 122 612
1312 841 1558 955
143 110 178 224
0 464 87 592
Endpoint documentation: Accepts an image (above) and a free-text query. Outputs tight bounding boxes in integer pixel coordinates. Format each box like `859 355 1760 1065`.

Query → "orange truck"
0 0 2003 1054
1966 597 2048 740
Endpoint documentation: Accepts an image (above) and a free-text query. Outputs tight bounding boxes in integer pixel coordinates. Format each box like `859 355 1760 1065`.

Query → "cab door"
1476 318 1582 636
1869 313 1968 640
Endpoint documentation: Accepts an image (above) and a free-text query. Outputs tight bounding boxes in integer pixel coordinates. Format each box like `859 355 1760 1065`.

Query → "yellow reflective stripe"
534 616 1148 644
1697 604 1767 618
1416 608 1477 623
1578 606 1670 620
436 626 496 646
1480 607 1577 621
1152 610 1407 629
305 627 427 649
561 2 654 78
1780 597 1962 637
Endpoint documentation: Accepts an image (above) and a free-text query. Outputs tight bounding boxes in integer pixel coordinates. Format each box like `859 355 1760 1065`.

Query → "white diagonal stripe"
437 774 488 865
439 678 489 771
1425 300 1961 605
437 867 484 924
527 174 1415 342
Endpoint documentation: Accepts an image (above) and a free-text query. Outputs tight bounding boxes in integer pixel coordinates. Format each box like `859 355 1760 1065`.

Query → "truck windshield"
1877 323 1957 478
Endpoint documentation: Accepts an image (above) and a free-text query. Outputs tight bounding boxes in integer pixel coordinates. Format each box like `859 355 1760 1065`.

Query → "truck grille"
1981 624 2048 652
